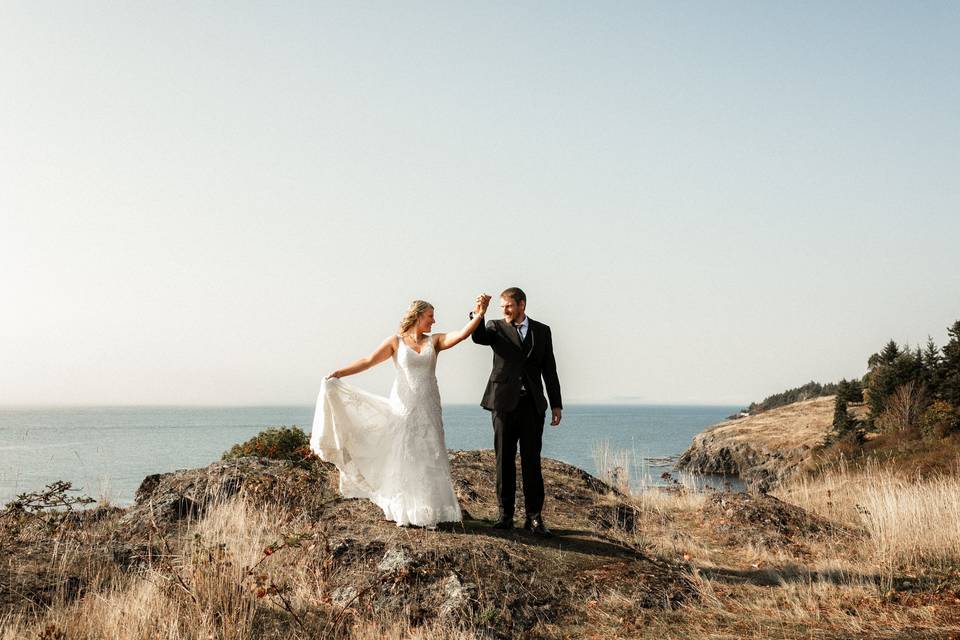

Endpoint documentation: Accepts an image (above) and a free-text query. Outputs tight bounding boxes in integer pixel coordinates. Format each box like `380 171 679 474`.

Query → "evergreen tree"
847 378 864 403
747 381 838 414
835 379 851 402
941 320 960 407
833 394 855 434
880 340 900 366
866 343 923 426
922 336 942 396
832 379 858 434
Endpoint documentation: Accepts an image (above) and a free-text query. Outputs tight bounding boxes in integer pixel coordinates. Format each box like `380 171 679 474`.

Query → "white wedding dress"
309 336 462 527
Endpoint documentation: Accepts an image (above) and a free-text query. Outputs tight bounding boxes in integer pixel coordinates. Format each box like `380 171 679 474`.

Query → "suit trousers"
492 393 545 518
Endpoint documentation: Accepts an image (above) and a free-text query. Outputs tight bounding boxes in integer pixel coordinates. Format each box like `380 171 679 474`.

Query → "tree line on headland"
743 319 960 472
833 319 960 438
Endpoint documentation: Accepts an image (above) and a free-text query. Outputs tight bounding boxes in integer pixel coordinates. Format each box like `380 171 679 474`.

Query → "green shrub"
222 426 317 465
919 400 960 440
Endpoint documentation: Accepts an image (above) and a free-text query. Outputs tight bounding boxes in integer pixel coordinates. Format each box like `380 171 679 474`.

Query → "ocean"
0 404 741 506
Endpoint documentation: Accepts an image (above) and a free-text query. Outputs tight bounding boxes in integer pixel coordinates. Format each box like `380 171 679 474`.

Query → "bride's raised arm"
326 335 398 379
435 294 491 352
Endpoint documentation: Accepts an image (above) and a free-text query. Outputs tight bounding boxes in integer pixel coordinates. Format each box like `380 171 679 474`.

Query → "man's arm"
541 326 563 425
471 316 497 346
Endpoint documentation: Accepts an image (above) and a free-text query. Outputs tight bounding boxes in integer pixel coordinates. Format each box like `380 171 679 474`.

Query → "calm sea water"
0 404 740 506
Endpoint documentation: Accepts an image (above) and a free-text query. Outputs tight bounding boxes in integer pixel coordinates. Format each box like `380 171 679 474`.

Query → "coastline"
676 396 835 491
0 404 739 507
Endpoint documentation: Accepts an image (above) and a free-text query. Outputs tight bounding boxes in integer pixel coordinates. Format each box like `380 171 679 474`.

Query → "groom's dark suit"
472 317 562 519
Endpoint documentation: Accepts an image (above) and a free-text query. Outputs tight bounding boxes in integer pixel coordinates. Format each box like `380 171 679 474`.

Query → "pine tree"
832 379 858 435
867 363 894 425
847 378 864 403
880 340 900 366
941 321 960 407
833 393 855 434
922 336 942 396
866 342 923 426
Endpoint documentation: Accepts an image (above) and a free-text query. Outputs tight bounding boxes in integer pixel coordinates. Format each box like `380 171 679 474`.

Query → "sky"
2 2 959 407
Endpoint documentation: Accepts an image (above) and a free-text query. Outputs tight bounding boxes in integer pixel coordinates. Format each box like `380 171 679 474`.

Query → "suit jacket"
471 316 562 414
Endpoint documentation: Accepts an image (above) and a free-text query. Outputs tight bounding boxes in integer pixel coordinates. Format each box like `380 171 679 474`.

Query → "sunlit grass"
778 458 960 570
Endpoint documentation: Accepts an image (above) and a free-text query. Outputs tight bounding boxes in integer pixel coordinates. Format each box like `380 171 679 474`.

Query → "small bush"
919 400 960 439
222 427 317 465
1 481 96 555
826 429 866 462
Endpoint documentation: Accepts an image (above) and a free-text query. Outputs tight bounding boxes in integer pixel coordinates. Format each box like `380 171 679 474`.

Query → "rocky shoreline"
676 396 844 491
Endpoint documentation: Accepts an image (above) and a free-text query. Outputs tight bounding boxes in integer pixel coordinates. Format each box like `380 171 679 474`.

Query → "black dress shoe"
524 514 553 538
492 516 514 530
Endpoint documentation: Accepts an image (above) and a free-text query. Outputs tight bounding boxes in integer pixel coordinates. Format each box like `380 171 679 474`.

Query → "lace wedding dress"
310 336 462 527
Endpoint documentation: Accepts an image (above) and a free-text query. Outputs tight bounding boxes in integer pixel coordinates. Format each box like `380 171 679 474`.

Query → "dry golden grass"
697 396 842 450
4 450 960 639
3 453 691 640
1 497 276 639
1 493 473 640
587 451 960 639
778 459 960 572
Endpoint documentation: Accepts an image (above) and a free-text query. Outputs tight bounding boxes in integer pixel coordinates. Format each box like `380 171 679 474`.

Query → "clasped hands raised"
474 293 492 316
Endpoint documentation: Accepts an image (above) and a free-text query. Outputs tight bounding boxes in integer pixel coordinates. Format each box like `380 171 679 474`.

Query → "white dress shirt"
514 316 529 341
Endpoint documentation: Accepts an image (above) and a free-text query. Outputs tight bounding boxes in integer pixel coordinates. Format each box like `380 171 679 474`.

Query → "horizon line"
0 401 746 410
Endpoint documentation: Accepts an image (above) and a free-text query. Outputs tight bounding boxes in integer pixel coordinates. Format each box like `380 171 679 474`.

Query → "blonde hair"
399 300 433 334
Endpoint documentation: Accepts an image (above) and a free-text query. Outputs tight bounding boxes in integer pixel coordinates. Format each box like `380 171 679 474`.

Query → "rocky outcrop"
121 456 331 535
1 450 695 639
676 436 792 492
701 491 863 556
677 396 856 491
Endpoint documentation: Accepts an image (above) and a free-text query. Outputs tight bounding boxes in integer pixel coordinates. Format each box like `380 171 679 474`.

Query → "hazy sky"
2 2 958 406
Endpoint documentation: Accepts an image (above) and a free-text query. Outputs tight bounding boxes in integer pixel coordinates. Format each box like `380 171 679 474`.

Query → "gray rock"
330 585 358 607
331 540 350 557
119 457 297 533
677 437 791 492
439 572 475 619
378 546 415 573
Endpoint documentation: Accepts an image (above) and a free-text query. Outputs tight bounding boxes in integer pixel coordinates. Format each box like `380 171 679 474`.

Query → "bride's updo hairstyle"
399 300 433 334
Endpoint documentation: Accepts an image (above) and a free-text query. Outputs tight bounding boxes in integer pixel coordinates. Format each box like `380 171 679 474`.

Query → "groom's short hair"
501 287 526 305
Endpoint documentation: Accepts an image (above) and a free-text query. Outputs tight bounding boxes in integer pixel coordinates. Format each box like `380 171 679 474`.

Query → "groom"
471 287 562 537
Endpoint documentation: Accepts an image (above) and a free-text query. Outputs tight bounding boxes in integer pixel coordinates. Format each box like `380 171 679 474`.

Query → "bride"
310 294 492 528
